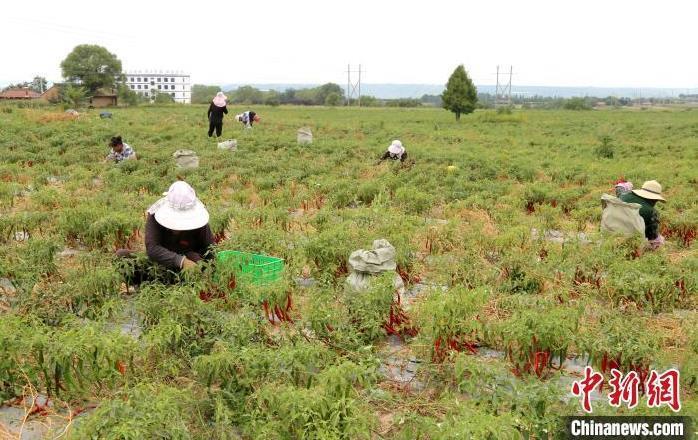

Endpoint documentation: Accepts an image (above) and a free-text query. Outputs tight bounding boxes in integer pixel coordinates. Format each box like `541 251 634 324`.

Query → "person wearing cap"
379 140 408 162
116 181 214 285
620 180 666 247
105 136 136 163
207 92 229 138
235 110 259 128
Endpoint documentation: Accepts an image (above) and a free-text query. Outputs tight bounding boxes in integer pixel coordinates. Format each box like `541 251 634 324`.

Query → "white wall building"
123 71 191 104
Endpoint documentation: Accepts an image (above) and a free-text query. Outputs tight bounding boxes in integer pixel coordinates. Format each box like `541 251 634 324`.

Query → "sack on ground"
600 194 645 236
345 271 405 293
348 239 397 273
217 139 237 151
173 149 199 169
297 127 313 145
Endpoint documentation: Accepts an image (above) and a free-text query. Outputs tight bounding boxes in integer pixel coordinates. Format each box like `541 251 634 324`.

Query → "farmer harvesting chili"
207 92 229 138
379 140 408 162
620 180 666 248
116 181 214 285
235 110 259 128
105 136 136 163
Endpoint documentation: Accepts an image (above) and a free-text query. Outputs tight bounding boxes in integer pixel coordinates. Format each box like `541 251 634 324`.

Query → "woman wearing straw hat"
379 140 408 162
116 181 214 285
620 180 666 247
207 92 229 138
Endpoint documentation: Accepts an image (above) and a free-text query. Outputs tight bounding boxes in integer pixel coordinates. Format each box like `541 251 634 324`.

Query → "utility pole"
494 65 513 109
346 64 362 107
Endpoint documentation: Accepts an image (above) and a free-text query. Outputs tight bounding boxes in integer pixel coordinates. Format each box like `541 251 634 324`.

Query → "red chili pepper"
116 360 127 375
262 301 272 323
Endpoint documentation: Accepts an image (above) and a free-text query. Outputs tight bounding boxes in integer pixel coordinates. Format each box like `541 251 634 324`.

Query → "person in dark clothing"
619 180 666 247
379 140 408 162
116 181 214 286
207 92 228 138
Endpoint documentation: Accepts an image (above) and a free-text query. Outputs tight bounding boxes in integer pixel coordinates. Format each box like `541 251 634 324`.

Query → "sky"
1 0 696 88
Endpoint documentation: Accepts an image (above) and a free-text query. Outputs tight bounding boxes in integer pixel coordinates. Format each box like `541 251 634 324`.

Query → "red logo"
572 368 681 413
571 366 604 413
646 369 681 412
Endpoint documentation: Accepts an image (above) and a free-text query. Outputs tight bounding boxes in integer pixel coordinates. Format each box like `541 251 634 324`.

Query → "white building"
123 71 191 104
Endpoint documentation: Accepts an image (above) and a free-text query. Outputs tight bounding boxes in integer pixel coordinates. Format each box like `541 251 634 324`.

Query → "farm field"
0 104 696 438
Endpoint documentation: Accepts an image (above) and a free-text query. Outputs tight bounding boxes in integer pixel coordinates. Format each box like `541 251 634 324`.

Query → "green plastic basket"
216 250 284 285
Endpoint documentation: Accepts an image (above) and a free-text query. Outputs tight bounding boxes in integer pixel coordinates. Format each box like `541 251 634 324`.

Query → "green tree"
442 65 478 121
117 84 141 106
30 77 48 94
61 84 88 108
60 45 122 93
153 91 175 104
231 86 263 104
191 84 221 104
325 92 342 106
264 90 281 106
315 83 343 105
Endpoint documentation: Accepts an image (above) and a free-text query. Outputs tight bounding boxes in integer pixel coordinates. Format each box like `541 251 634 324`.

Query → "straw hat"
212 92 227 108
151 181 210 230
632 180 665 201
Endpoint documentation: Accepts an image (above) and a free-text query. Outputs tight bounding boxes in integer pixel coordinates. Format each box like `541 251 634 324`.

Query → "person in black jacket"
116 181 214 286
207 92 229 137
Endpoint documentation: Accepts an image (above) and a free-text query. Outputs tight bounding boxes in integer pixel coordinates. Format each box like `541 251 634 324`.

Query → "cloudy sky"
1 0 696 88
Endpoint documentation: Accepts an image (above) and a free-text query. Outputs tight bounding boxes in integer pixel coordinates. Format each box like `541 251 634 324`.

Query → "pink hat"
212 92 227 108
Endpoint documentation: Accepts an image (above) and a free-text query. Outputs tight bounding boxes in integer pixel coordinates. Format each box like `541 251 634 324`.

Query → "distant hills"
221 83 698 99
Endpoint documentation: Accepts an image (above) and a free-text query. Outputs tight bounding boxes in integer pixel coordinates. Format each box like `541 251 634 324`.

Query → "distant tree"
563 97 592 110
29 77 48 93
264 90 281 106
61 84 88 108
117 84 141 106
154 91 175 104
191 84 221 104
421 94 442 106
325 92 342 106
442 65 478 121
280 88 296 104
315 83 343 105
231 85 264 104
60 45 122 93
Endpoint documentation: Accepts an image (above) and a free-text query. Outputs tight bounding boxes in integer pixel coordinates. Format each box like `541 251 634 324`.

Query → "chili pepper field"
0 104 696 438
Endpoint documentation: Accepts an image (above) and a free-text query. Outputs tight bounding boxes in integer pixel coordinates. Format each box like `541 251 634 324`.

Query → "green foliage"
344 272 395 343
61 84 88 108
489 300 581 376
595 134 615 158
325 91 343 106
1 105 696 434
564 97 592 110
578 313 661 373
0 315 136 400
153 90 175 104
442 64 478 120
117 83 141 106
60 44 122 93
70 384 194 439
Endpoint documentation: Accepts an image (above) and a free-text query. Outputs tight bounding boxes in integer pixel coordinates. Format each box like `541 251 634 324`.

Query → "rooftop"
0 88 41 99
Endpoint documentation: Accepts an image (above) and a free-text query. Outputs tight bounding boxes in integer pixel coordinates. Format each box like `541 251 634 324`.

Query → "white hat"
632 180 665 201
388 140 404 155
151 181 210 230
